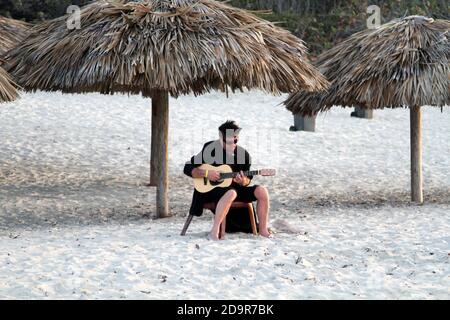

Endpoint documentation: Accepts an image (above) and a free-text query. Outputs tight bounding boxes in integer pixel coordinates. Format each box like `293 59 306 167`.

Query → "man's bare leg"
219 219 226 240
209 190 237 240
254 186 272 238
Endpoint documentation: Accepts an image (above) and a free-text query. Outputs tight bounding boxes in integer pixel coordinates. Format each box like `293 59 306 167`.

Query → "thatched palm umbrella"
0 16 29 102
5 0 328 218
0 16 31 56
0 65 18 102
285 16 449 204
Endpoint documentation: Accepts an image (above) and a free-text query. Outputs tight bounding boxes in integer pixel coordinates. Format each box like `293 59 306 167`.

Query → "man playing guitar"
184 120 273 241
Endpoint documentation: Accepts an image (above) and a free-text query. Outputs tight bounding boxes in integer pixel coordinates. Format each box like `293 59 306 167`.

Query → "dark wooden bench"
180 202 258 236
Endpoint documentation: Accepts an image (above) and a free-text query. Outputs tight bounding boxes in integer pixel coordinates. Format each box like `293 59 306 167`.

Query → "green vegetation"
231 0 449 57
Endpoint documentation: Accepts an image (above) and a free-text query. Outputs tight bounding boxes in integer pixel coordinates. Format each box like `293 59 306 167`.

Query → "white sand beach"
0 91 449 299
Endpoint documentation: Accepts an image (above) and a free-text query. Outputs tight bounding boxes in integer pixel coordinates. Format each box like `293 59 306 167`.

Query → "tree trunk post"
153 90 171 218
290 114 316 132
150 99 158 186
410 106 423 204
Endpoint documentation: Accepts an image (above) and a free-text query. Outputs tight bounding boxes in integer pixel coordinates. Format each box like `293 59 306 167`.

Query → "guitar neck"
220 170 260 179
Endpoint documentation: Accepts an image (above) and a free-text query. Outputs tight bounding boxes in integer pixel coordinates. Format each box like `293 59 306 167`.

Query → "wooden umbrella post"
149 99 158 186
153 90 171 218
410 106 423 204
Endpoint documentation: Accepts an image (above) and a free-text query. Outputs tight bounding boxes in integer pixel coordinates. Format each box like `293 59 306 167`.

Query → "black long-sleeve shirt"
183 140 253 216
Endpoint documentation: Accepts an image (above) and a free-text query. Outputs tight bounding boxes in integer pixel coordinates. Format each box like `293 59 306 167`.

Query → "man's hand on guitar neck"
234 171 250 187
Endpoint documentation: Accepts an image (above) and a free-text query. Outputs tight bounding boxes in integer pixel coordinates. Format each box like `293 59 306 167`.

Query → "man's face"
220 132 239 154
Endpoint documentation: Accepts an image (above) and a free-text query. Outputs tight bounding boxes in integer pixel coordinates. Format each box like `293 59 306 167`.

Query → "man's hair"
218 120 241 137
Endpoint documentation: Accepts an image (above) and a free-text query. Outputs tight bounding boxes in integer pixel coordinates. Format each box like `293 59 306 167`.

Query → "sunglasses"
223 137 238 145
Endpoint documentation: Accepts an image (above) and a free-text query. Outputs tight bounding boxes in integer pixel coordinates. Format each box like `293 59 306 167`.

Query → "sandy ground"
0 91 449 299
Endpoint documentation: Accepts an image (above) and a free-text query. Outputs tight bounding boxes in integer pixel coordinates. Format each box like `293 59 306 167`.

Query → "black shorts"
203 184 259 204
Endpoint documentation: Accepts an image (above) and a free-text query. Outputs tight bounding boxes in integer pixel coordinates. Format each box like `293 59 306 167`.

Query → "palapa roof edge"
0 66 19 103
0 16 32 57
5 0 329 98
285 16 450 116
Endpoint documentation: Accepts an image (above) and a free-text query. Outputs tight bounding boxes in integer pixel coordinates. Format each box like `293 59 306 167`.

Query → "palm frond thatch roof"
0 16 30 102
0 66 18 102
285 16 450 116
5 0 328 98
0 16 31 56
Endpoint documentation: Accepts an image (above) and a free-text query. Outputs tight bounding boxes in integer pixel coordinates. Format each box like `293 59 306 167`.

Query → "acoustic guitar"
193 164 276 193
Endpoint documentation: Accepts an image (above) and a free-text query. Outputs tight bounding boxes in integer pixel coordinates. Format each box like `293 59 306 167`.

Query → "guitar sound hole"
210 179 223 186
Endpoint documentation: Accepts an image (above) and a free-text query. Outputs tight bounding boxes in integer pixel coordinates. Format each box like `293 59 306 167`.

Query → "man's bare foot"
260 230 274 238
207 232 220 241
